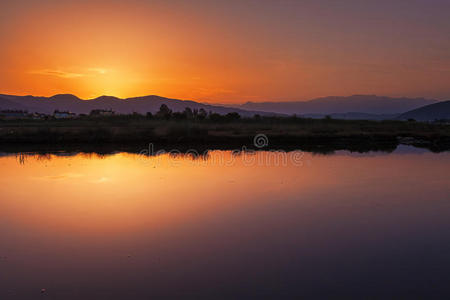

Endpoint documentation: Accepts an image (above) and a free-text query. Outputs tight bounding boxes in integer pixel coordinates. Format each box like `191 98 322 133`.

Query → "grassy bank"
0 116 449 153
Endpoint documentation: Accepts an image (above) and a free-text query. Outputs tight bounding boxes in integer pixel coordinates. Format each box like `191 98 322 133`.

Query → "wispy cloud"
29 69 84 78
87 68 108 75
29 67 109 78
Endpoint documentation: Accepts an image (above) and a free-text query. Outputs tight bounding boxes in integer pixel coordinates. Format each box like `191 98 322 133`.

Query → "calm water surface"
1 147 450 299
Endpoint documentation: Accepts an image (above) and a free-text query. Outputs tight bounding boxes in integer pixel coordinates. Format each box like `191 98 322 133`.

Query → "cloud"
87 68 108 75
29 67 109 78
29 69 84 78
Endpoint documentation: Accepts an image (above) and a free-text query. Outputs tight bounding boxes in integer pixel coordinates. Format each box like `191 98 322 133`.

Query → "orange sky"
1 0 449 103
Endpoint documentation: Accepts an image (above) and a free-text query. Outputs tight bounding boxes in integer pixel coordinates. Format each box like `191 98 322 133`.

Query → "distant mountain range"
0 94 272 117
234 95 438 115
398 100 450 121
0 93 448 121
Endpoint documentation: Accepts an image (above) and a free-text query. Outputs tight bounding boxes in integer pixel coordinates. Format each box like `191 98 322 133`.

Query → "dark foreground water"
0 146 449 299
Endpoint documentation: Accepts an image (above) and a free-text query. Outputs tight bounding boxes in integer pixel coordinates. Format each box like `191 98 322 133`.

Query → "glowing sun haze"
1 0 449 103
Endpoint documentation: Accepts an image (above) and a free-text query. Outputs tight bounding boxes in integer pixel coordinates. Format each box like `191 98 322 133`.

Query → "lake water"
1 146 449 299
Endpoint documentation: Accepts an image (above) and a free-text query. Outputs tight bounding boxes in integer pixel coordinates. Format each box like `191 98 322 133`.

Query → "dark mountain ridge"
0 94 272 117
237 95 438 115
0 94 443 119
398 100 450 121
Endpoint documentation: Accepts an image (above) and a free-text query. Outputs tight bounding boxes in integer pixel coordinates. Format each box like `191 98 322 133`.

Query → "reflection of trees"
79 152 110 160
166 150 210 161
16 153 53 165
35 153 52 162
12 151 115 165
16 153 27 165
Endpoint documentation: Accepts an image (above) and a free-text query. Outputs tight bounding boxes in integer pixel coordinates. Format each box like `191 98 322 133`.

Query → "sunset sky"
1 0 449 103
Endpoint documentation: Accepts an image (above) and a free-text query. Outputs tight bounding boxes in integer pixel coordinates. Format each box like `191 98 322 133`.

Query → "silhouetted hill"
0 96 28 111
398 100 450 121
0 94 273 117
237 95 437 115
0 94 442 119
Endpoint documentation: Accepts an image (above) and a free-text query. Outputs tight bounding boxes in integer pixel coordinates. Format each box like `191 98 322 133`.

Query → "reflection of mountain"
0 94 273 117
398 100 450 121
234 95 437 115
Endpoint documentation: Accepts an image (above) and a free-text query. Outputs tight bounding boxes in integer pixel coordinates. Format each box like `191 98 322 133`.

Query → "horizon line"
0 92 443 104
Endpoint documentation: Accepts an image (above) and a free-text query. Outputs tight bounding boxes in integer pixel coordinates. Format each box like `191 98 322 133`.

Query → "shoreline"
0 136 447 155
0 117 449 153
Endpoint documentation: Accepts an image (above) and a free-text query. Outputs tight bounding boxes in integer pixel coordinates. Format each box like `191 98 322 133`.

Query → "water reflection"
0 149 449 299
5 144 440 166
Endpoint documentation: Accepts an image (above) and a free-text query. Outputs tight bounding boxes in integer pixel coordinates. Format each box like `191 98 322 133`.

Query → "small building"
53 110 76 119
0 110 29 119
90 109 115 117
32 113 49 120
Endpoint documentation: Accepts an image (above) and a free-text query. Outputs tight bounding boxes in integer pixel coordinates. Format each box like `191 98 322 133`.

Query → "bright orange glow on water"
0 149 450 298
1 150 449 237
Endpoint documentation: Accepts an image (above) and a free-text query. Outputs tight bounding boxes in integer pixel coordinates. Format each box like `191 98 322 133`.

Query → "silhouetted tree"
197 108 207 120
209 113 222 122
183 107 194 119
172 112 186 120
156 104 172 120
225 112 241 121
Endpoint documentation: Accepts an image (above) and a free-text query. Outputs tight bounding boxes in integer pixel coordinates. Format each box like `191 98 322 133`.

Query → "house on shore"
90 109 115 117
54 110 77 119
0 110 29 119
32 113 49 120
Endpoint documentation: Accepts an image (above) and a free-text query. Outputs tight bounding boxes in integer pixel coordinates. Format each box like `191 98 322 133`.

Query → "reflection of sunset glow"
1 151 449 239
1 150 450 298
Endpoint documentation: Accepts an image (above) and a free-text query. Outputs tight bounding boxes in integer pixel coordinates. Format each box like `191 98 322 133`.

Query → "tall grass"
0 116 449 151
